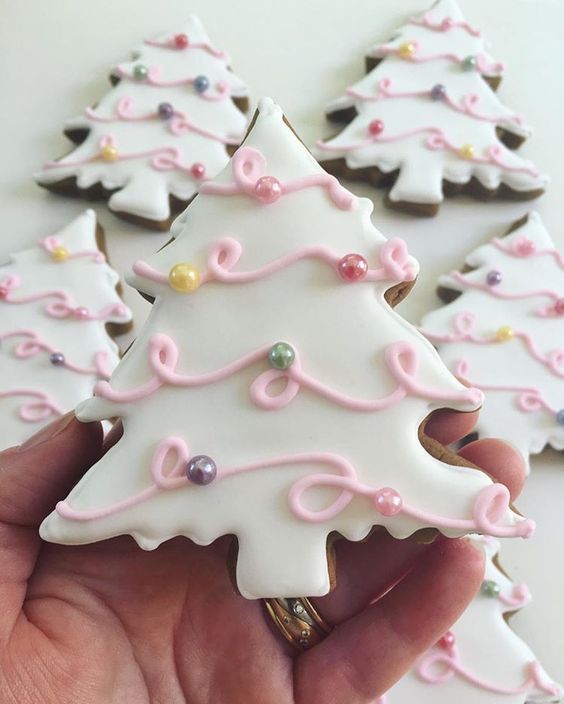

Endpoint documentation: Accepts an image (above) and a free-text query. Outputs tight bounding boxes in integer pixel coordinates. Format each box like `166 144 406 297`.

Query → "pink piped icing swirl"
492 235 564 269
0 389 64 422
144 36 228 59
115 65 232 100
409 12 481 36
40 236 105 262
417 643 559 695
374 41 504 73
55 435 534 539
498 583 530 608
200 147 357 210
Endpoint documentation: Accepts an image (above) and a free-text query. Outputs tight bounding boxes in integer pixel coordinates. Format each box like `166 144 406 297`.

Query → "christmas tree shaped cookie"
313 0 547 216
377 536 562 704
421 212 564 470
0 210 132 449
41 99 533 600
36 16 250 230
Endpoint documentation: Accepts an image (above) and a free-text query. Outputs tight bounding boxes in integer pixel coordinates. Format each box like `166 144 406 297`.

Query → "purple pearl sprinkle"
158 102 174 120
430 83 447 101
49 352 65 366
486 270 502 286
186 455 217 485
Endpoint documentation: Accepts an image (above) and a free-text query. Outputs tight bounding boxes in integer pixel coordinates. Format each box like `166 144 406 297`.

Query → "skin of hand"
0 410 525 704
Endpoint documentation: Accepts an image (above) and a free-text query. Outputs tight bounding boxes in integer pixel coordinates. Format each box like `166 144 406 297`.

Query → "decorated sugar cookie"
40 99 534 600
313 0 547 216
421 212 564 470
0 210 132 449
377 536 562 704
36 16 250 230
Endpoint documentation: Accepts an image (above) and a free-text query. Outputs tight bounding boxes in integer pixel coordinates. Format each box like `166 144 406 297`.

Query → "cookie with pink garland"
40 99 533 600
36 16 249 230
0 210 132 449
313 0 547 216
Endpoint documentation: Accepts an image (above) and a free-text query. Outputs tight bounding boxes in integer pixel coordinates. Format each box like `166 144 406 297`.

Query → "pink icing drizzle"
200 147 356 210
449 270 559 302
0 273 129 322
493 235 564 269
144 36 227 59
455 360 558 416
132 236 417 289
85 96 238 145
0 389 64 422
498 583 530 608
40 236 105 262
0 330 111 378
423 312 564 377
346 77 523 126
115 65 231 100
91 333 483 412
316 128 540 177
44 135 209 178
55 435 534 539
374 41 504 74
417 645 559 696
409 12 481 36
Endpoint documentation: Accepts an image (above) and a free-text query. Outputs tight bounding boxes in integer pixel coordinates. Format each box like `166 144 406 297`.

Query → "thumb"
0 413 102 644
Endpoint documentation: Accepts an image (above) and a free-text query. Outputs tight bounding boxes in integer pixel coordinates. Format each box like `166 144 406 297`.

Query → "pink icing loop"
150 148 182 171
513 236 536 256
517 390 545 412
425 132 448 150
0 389 64 423
417 650 458 685
499 583 530 608
411 11 481 36
200 146 357 211
151 437 190 489
379 238 417 281
116 96 137 119
99 134 116 149
207 237 243 278
453 311 477 336
249 369 301 410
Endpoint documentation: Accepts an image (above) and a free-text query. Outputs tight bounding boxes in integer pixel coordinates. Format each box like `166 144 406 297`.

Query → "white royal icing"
378 535 563 704
420 212 564 471
313 0 547 207
35 16 249 225
0 210 132 449
40 99 531 600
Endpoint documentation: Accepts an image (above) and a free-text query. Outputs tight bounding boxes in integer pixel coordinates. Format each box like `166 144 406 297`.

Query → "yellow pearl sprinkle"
460 143 475 159
496 325 514 342
100 145 119 162
168 263 200 293
398 42 416 59
51 245 70 262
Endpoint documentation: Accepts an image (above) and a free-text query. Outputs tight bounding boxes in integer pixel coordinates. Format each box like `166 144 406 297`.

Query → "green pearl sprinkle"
268 342 295 370
133 64 149 80
462 55 477 71
481 579 500 598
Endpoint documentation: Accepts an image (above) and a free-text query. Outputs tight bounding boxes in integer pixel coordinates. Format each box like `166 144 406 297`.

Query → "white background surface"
1 0 562 688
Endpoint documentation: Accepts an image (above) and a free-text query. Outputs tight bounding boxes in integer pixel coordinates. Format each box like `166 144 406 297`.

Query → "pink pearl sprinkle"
216 80 229 94
373 487 403 516
0 286 9 299
338 253 369 282
514 238 536 256
554 298 564 315
438 631 456 650
254 176 282 204
368 119 384 137
74 306 90 319
191 162 206 179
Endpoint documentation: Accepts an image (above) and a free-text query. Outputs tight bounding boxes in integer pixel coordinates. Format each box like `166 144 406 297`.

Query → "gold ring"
264 597 332 651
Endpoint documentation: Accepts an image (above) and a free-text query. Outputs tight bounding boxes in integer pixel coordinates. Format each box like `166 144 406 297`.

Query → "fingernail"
18 411 76 451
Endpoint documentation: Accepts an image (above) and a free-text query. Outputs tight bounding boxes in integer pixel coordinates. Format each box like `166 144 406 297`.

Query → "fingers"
423 408 478 446
0 414 103 527
0 414 103 644
310 530 438 625
296 538 484 704
458 437 526 501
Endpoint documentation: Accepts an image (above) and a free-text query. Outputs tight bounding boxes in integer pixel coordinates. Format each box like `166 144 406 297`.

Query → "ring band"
264 597 332 650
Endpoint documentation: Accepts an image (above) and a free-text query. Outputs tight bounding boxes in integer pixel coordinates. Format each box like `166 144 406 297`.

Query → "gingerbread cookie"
0 210 132 449
421 212 564 470
313 0 547 216
40 98 533 600
377 536 562 704
35 16 250 230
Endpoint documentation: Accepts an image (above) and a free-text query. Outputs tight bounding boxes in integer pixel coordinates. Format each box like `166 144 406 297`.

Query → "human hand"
0 410 525 704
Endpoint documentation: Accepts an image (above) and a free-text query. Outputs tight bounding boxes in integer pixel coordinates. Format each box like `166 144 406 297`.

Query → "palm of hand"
0 413 523 704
